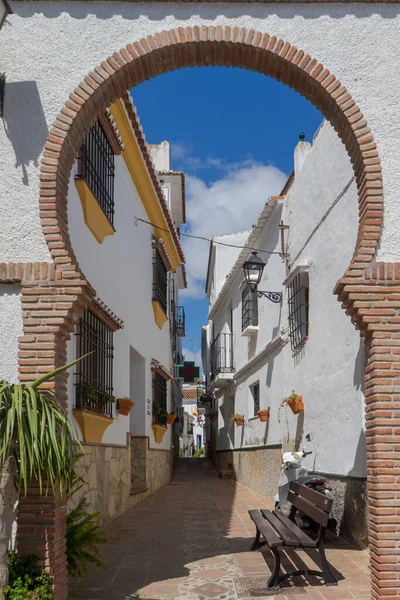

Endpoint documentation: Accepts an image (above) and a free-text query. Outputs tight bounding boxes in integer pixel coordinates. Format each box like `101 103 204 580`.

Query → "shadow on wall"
353 339 364 391
3 81 48 186
332 339 368 548
13 2 400 23
338 429 368 548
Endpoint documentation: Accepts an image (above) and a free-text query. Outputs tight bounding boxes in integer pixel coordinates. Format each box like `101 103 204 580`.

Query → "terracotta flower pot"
288 396 304 415
257 409 270 422
118 398 135 416
167 413 176 425
234 417 244 427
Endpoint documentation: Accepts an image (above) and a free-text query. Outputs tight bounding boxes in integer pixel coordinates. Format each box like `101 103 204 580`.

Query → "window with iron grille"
153 249 168 314
242 287 258 331
287 271 309 352
77 120 115 225
74 310 114 418
251 382 260 415
153 372 167 426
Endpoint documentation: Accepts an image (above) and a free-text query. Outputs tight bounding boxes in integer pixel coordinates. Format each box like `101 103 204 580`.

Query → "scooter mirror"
305 433 314 442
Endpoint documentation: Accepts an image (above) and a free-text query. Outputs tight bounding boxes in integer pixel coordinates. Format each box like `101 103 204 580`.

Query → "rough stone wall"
328 476 369 549
147 447 172 493
131 436 148 492
130 436 172 494
69 437 173 523
70 442 131 523
217 447 282 501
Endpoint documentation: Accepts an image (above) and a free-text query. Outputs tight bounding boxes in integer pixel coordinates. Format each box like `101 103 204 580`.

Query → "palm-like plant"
0 356 88 593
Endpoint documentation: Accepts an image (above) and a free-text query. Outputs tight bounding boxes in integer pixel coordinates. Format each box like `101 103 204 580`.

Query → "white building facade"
59 100 187 518
203 121 367 548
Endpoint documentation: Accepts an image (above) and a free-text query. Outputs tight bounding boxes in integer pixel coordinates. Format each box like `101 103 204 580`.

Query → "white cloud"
171 140 267 175
181 162 287 299
170 141 190 161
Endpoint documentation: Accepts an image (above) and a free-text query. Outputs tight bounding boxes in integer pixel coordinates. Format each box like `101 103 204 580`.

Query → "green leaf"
31 352 95 390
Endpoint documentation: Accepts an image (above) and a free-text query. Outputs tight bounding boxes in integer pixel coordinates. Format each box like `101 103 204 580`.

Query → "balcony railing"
175 306 185 337
210 333 235 380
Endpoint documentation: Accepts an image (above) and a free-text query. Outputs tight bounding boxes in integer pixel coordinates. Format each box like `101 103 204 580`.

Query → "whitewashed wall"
66 152 173 448
0 284 23 382
212 204 285 450
1 1 399 273
281 121 365 477
208 232 250 306
209 121 364 479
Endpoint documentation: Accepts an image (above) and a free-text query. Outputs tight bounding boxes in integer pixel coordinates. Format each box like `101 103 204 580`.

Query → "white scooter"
274 438 336 534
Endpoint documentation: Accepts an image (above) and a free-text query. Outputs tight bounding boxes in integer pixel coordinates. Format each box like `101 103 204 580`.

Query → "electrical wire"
134 216 287 257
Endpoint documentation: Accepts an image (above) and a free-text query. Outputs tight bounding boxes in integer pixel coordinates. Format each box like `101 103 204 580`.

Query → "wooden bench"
249 481 337 591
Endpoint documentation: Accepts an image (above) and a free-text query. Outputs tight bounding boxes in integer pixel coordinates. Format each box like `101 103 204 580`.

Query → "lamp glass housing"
243 251 265 291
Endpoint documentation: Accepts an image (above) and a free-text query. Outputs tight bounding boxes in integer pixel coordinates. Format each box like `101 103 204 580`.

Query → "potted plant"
167 411 176 425
152 403 168 443
284 391 304 415
99 393 115 406
257 408 269 422
152 403 167 424
230 413 245 427
118 397 135 416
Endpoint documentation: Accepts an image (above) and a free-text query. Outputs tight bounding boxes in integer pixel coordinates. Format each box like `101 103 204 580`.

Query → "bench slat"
261 509 301 546
273 509 317 548
249 509 282 548
287 490 329 527
290 481 332 513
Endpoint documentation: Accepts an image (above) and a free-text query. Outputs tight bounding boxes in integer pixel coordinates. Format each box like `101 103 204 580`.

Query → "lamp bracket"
257 291 283 304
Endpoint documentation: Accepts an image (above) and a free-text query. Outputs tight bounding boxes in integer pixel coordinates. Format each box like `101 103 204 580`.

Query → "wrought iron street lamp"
0 0 12 119
200 393 213 413
243 251 282 304
0 0 12 30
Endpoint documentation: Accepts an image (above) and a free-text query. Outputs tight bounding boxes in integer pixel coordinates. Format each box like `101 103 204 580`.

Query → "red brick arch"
14 26 399 600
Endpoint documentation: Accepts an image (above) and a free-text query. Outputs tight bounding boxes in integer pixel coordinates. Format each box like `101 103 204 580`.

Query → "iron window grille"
288 272 309 352
242 288 258 331
153 372 167 426
153 249 168 314
210 333 235 380
77 120 115 225
74 309 114 418
252 382 260 415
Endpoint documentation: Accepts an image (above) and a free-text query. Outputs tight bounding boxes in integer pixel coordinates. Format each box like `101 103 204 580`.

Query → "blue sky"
132 67 322 366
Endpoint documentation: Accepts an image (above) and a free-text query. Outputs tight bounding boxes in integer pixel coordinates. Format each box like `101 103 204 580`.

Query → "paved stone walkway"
69 458 370 600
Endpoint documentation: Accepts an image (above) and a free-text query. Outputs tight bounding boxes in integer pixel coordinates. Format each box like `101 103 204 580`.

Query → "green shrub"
193 448 204 458
3 552 53 600
66 497 109 579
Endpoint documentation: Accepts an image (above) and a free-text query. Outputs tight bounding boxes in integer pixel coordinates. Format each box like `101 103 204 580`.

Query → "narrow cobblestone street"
69 459 369 600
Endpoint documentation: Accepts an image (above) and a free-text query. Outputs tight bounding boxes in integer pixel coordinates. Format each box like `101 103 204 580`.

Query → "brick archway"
14 26 398 600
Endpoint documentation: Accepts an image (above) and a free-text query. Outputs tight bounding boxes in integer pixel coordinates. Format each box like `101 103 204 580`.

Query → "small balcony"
175 306 186 337
210 333 235 388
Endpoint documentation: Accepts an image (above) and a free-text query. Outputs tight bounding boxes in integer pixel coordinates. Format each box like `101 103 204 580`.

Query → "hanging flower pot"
231 414 244 427
167 413 176 425
118 397 135 416
257 409 270 422
286 392 304 415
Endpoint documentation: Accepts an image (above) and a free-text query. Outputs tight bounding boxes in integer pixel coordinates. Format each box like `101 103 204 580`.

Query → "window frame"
74 309 114 418
242 287 259 331
153 248 168 315
153 371 168 427
287 269 309 352
251 381 260 416
77 120 116 226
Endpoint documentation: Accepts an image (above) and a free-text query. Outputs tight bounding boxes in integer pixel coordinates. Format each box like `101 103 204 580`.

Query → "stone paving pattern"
69 459 370 600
